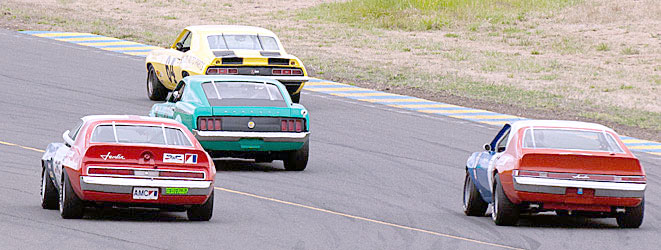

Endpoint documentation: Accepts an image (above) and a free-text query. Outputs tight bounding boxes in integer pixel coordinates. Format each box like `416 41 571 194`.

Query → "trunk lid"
519 152 643 176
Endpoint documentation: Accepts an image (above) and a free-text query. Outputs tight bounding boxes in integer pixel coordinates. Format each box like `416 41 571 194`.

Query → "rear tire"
187 190 213 221
59 170 84 219
492 173 519 226
40 166 58 210
463 170 488 216
147 65 168 101
283 140 308 171
616 198 644 228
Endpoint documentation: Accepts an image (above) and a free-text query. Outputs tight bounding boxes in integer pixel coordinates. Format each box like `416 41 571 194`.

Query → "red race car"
40 115 216 221
463 120 646 227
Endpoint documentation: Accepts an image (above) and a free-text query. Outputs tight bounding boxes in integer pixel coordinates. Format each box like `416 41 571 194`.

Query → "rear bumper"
193 130 309 143
79 176 213 205
513 176 646 198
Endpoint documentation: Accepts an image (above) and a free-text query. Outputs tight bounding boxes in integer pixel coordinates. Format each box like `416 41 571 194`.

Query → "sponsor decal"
185 153 198 164
166 187 189 195
133 187 159 200
100 152 125 160
572 174 589 179
164 153 184 163
247 121 255 129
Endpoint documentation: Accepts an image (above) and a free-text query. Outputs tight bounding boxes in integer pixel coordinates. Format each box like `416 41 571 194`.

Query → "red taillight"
206 68 219 75
159 171 204 179
292 69 303 75
228 68 238 74
88 168 133 176
218 68 228 74
272 69 282 75
198 117 222 131
283 69 292 75
620 176 646 183
281 119 305 132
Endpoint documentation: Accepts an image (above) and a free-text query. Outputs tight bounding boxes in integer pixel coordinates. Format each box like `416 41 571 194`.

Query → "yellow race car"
145 25 309 102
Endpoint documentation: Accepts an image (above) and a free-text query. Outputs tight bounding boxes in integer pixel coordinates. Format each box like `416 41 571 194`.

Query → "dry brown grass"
1 0 660 137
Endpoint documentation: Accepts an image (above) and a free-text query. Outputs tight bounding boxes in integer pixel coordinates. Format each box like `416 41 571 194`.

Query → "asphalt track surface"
1 28 660 250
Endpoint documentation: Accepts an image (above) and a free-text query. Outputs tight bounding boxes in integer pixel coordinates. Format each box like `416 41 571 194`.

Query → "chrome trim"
514 176 646 191
86 166 206 180
81 176 212 189
193 130 309 142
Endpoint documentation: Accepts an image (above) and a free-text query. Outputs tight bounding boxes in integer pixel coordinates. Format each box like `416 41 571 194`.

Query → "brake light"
620 176 646 183
272 68 303 76
88 168 133 176
206 68 238 75
159 171 204 179
206 68 218 75
197 117 222 131
280 119 305 132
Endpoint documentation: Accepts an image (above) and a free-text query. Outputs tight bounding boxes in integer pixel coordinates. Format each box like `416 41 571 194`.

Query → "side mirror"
175 42 184 51
62 130 74 147
483 143 492 151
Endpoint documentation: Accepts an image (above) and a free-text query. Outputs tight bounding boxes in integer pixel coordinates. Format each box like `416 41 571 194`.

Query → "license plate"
132 187 159 200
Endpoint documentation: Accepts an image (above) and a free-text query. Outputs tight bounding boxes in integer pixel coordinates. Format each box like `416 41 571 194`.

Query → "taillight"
620 176 646 183
197 117 222 131
272 68 303 76
206 68 218 75
159 171 204 179
280 119 305 132
88 168 133 176
206 68 238 75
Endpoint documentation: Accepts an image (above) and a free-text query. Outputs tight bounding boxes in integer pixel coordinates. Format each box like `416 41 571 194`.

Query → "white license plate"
132 187 159 200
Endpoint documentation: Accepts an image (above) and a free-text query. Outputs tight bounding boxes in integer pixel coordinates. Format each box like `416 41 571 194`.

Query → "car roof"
184 75 283 85
509 120 616 133
185 25 277 36
81 115 183 126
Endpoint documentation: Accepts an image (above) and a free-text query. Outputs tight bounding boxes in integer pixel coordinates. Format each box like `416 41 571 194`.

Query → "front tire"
463 170 488 216
492 173 519 226
147 65 168 101
283 140 309 171
59 170 84 219
616 198 644 228
187 190 213 221
40 166 58 209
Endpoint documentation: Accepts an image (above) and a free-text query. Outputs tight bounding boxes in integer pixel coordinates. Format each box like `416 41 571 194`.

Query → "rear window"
522 128 623 153
207 34 280 50
201 81 286 107
90 124 192 147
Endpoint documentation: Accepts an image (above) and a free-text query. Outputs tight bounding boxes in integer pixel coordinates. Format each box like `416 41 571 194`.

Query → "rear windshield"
207 34 279 50
90 124 192 147
201 81 286 107
522 128 623 153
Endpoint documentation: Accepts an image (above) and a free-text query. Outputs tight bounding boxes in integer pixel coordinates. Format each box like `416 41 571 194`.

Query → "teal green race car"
149 75 310 171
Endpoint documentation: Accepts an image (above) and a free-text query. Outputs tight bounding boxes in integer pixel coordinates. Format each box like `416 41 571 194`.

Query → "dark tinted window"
201 81 286 107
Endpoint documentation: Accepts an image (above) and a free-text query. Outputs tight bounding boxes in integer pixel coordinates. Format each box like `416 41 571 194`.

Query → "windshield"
201 81 286 107
90 124 192 147
522 128 623 153
207 34 279 50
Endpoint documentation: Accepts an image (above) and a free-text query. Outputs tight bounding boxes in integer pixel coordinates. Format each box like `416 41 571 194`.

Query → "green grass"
621 46 640 55
596 42 610 51
301 0 577 31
